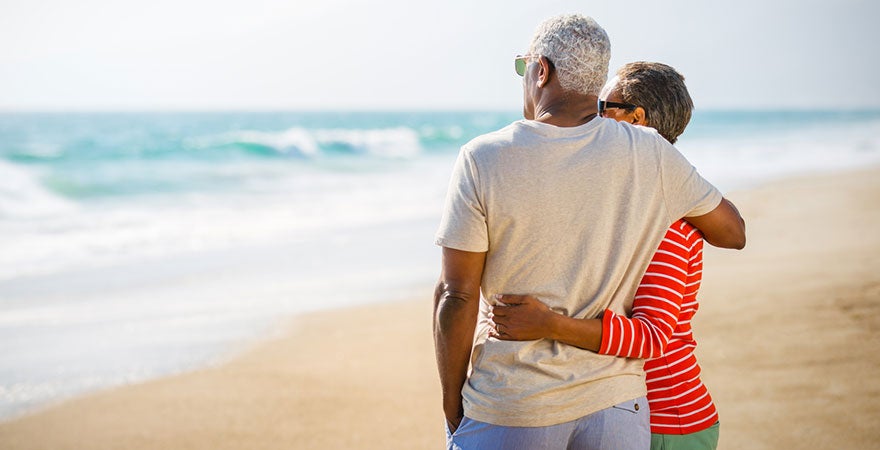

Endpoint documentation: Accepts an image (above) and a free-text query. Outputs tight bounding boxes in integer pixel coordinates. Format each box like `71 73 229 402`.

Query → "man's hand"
446 414 463 434
443 392 464 433
490 294 557 341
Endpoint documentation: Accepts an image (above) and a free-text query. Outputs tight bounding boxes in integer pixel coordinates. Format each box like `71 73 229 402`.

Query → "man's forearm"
433 282 480 425
434 247 486 428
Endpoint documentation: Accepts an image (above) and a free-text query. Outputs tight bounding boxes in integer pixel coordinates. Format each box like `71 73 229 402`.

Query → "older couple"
433 14 744 450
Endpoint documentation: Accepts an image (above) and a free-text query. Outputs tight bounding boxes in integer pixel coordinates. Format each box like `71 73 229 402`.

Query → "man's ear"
632 106 647 125
536 56 553 88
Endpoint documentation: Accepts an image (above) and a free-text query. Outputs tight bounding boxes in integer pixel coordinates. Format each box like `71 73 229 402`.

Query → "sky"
1 0 878 111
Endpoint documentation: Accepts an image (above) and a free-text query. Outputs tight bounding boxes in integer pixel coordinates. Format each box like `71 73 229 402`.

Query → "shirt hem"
463 384 647 428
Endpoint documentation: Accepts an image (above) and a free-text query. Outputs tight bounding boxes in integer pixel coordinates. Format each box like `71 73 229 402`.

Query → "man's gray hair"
528 14 611 96
615 62 694 144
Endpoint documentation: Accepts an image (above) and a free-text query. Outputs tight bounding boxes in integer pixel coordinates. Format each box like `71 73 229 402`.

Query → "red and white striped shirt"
598 219 718 435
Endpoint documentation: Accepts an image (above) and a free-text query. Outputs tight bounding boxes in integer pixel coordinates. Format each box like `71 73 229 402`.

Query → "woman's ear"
631 107 647 126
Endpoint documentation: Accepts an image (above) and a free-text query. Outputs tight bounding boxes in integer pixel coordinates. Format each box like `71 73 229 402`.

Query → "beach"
0 165 878 449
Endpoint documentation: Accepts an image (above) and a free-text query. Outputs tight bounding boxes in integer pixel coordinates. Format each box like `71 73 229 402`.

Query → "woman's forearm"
547 314 603 352
491 294 604 350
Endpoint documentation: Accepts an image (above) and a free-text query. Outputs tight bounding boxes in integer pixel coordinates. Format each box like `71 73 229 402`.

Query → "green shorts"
650 422 720 450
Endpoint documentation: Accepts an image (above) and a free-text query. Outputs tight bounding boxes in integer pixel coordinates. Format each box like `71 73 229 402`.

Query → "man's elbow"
732 230 746 250
721 237 746 250
730 217 747 249
433 282 480 323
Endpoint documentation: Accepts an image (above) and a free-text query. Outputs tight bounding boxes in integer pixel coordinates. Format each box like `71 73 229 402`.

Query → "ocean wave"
3 141 65 163
0 161 76 218
188 126 427 159
212 128 320 158
313 127 421 158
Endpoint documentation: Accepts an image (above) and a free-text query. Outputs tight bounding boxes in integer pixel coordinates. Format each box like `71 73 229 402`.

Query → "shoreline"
0 214 441 423
1 166 879 449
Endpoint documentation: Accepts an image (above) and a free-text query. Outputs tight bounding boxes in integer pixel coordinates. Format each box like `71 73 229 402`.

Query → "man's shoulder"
460 118 672 161
603 119 666 146
599 120 684 169
461 120 530 155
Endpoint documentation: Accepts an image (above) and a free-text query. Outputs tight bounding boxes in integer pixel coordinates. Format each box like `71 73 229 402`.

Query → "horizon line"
1 106 879 114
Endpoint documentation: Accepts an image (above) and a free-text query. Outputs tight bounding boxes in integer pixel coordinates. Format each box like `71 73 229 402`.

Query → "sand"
1 167 879 449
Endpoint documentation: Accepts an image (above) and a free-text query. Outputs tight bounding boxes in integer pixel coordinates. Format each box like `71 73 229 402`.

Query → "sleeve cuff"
598 308 617 355
434 236 489 253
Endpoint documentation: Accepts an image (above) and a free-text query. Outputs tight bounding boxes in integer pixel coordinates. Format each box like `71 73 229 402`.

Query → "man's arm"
685 197 746 249
433 247 486 432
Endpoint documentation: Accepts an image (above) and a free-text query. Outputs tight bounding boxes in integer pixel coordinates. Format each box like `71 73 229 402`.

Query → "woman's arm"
492 222 698 358
598 224 695 358
489 294 604 350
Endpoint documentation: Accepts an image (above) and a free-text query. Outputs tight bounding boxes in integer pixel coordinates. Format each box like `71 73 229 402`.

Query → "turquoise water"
1 109 879 420
2 110 878 207
2 110 878 204
0 111 509 200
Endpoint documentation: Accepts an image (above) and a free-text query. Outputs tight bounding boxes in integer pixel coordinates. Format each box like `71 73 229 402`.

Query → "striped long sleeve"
598 219 718 435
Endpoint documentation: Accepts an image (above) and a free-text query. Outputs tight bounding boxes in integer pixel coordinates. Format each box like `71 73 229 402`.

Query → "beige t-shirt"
435 118 722 427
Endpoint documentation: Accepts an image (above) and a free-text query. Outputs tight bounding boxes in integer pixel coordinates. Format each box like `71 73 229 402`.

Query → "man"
434 14 744 450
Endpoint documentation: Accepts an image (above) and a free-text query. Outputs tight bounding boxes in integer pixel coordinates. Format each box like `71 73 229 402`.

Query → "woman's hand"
490 294 557 341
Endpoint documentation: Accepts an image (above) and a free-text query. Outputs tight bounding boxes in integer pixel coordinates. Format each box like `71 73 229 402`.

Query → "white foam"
0 161 76 219
0 154 454 282
314 127 421 158
188 126 423 159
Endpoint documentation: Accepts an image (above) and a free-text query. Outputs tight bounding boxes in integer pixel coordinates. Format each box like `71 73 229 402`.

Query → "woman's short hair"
528 14 610 97
615 62 694 144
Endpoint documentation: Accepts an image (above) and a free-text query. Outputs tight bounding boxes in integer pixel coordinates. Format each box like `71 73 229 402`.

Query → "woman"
491 62 726 450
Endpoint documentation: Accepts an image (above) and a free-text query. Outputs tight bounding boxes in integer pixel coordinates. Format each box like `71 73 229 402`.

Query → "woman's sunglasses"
598 100 638 116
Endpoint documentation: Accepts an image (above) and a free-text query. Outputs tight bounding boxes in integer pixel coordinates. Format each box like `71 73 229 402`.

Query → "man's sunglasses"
598 100 638 116
514 55 538 76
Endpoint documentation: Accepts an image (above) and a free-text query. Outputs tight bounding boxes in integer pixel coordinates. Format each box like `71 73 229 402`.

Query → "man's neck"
532 95 600 128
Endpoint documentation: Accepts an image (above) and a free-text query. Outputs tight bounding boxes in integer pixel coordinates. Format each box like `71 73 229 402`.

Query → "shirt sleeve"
434 147 489 252
659 142 722 223
598 222 694 358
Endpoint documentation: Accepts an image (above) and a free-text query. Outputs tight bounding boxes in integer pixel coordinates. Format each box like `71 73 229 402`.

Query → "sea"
1 110 879 420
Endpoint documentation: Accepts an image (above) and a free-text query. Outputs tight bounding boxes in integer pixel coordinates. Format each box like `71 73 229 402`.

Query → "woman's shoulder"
668 219 703 244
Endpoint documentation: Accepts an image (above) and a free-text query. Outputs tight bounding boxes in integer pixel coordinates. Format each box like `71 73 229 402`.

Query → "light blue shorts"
446 397 650 450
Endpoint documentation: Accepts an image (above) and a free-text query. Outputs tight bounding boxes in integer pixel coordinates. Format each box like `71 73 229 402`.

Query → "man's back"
436 117 721 427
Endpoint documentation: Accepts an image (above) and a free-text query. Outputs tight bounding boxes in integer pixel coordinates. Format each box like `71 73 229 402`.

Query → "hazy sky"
1 0 877 111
